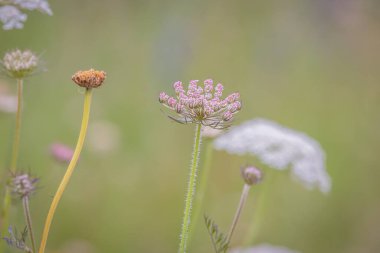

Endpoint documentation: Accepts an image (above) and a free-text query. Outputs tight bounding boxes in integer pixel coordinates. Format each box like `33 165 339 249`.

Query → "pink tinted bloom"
159 79 241 129
167 97 177 107
159 92 169 103
223 111 233 121
50 143 74 163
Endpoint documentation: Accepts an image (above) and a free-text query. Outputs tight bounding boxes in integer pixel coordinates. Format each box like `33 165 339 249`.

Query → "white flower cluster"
1 49 39 78
0 0 52 30
231 244 300 253
214 119 331 193
0 5 26 30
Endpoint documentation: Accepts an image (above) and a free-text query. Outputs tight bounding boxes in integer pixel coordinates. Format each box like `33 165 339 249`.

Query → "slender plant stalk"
22 197 36 253
188 141 213 243
227 184 251 244
10 78 24 172
38 88 93 253
0 79 24 252
243 172 274 245
178 123 202 253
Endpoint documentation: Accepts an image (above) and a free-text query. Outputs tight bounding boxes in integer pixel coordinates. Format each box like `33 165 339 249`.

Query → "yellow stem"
38 88 93 253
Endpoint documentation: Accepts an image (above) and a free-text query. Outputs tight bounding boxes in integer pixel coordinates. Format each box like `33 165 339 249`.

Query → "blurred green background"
0 0 380 252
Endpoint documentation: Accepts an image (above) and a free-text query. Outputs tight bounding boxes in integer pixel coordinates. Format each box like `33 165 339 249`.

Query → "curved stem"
23 197 36 253
178 123 202 253
227 184 251 244
0 79 23 251
188 141 213 243
38 88 93 253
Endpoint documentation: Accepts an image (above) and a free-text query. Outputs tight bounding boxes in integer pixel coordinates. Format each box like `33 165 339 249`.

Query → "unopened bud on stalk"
241 166 262 186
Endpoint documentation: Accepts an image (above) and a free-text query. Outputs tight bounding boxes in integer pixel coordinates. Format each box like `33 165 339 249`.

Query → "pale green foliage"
204 215 229 253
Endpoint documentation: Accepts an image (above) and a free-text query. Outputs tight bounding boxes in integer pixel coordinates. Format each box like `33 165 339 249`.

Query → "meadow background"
0 0 379 252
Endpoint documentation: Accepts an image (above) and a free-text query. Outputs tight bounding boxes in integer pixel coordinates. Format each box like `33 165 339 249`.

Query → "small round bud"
159 92 169 103
71 68 106 88
241 166 263 185
223 111 233 121
175 103 184 113
167 97 177 107
1 49 39 79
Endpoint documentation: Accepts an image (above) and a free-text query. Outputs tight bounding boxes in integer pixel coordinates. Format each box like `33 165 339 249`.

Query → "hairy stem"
227 184 251 244
0 79 23 251
178 123 202 253
189 141 213 242
22 197 36 253
38 88 93 253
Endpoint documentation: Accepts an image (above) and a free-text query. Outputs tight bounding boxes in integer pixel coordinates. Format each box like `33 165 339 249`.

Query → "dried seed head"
71 68 106 88
11 173 38 198
1 49 39 79
241 166 263 186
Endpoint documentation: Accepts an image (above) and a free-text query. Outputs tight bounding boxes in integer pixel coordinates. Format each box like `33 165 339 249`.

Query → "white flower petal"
214 119 331 193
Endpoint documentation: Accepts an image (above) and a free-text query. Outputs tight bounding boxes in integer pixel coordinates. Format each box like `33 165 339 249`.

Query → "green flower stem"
178 123 202 253
22 196 36 253
227 184 251 244
10 78 23 172
38 88 93 253
0 79 23 252
188 140 214 243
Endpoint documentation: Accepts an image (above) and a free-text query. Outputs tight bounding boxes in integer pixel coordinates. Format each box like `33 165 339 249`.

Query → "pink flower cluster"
159 79 241 128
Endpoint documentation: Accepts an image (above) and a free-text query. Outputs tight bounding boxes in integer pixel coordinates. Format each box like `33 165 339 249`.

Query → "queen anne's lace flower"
12 0 53 15
214 119 331 193
231 244 300 253
159 79 241 129
0 6 27 30
0 0 52 30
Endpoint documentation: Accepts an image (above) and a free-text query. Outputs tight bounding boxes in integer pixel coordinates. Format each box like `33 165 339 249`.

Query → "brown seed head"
71 68 106 88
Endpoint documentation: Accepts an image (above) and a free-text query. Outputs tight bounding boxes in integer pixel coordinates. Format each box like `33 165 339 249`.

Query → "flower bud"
241 166 262 185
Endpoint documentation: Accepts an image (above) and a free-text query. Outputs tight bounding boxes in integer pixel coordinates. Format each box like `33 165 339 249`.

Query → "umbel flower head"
159 79 241 129
214 118 331 193
1 49 39 79
10 172 38 198
72 68 106 88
